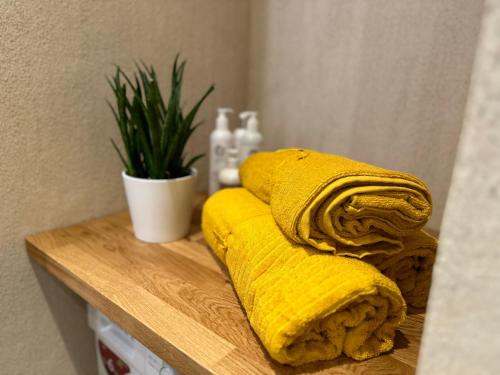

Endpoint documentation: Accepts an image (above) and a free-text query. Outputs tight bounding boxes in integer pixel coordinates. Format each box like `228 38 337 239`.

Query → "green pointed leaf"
111 138 130 173
185 153 204 170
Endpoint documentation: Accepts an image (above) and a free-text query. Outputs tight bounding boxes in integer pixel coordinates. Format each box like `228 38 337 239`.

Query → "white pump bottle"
239 111 262 163
235 111 250 152
209 108 233 195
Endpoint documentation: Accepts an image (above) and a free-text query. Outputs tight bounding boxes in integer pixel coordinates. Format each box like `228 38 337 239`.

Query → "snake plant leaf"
110 138 130 173
184 84 215 129
185 153 205 170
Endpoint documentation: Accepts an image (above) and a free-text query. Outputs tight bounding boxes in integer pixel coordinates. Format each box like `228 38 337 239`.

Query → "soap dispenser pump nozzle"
216 108 233 130
245 112 259 132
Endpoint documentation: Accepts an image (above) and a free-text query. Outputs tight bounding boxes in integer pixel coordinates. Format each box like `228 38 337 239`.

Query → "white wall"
418 0 500 373
248 0 484 230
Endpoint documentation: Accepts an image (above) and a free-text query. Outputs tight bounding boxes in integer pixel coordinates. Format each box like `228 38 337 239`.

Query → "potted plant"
107 55 214 243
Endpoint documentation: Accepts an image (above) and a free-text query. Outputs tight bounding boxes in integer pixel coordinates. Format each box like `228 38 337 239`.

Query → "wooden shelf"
26 198 425 374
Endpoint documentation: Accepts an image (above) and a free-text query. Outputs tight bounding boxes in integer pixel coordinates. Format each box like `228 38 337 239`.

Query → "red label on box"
98 340 131 375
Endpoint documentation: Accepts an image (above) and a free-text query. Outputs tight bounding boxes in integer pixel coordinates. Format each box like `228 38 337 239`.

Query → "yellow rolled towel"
364 230 437 309
202 188 406 366
240 149 432 258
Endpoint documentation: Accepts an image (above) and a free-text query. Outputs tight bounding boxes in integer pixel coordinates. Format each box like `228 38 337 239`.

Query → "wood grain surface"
26 197 427 374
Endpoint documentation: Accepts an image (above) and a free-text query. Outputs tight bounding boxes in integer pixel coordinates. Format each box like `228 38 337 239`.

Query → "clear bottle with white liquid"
218 148 241 188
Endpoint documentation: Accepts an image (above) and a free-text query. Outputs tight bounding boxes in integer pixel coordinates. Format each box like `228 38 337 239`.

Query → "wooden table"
26 200 425 374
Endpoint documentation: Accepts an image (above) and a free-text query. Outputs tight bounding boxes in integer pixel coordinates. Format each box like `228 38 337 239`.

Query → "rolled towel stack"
202 189 406 366
239 149 438 309
201 148 437 366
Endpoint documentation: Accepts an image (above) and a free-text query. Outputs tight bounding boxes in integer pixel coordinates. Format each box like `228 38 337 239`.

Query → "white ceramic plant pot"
122 169 197 243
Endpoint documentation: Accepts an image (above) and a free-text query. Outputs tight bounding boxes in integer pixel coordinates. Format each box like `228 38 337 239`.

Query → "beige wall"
248 0 484 230
0 1 248 374
418 0 500 372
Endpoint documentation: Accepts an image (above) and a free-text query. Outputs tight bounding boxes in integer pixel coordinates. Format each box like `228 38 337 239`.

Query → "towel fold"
202 188 406 366
240 149 432 258
364 230 437 308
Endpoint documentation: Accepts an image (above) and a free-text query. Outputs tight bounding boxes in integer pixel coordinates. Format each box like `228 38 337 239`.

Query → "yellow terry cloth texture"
202 188 406 366
364 230 437 309
240 149 432 258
